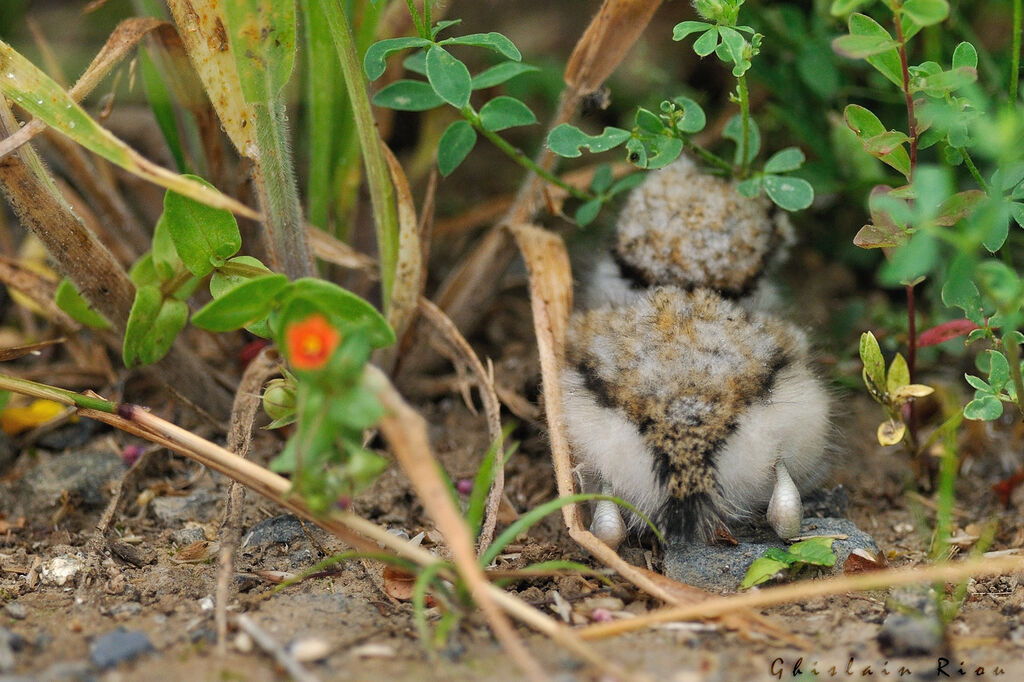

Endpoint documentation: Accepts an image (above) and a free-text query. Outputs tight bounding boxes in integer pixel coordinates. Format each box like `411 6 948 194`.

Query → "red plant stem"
894 16 918 175
906 282 917 383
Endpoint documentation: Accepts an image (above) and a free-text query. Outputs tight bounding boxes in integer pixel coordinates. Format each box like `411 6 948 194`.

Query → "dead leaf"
843 548 888 574
0 338 64 362
382 565 417 601
171 540 219 563
564 0 664 93
877 419 906 446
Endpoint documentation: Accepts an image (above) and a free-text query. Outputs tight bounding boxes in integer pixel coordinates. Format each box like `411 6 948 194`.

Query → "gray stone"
878 612 946 656
36 419 98 451
150 489 220 524
22 450 124 509
170 526 207 546
242 514 305 549
1 603 26 621
88 628 154 669
0 627 25 673
109 602 143 619
663 517 880 592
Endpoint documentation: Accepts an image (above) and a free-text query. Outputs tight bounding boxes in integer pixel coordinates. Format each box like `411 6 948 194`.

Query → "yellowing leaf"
877 419 906 446
886 352 910 396
893 384 935 402
0 399 65 435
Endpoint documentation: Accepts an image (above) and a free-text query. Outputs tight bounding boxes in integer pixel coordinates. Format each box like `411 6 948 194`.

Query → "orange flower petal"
285 314 341 370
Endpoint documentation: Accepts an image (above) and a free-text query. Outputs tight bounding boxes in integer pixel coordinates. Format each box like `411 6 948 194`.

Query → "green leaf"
787 537 837 566
402 50 427 75
478 96 537 131
191 274 289 332
672 96 707 134
123 285 188 368
964 373 992 392
209 256 274 337
844 103 886 138
941 255 984 325
1011 202 1024 229
901 0 949 27
764 147 805 174
363 37 432 81
328 384 385 430
692 27 720 57
575 198 603 227
764 547 797 565
860 331 886 395
723 114 761 164
643 136 684 170
222 0 296 102
430 20 463 40
139 48 187 173
975 259 1021 304
845 14 902 87
964 394 1003 421
635 107 663 134
862 131 910 156
716 26 750 76
763 175 814 211
440 33 521 61
736 176 762 198
275 278 395 349
425 45 472 108
830 0 873 16
437 120 477 176
372 80 444 111
546 124 631 158
952 42 978 70
151 213 180 281
55 279 111 330
470 61 539 90
988 350 1011 392
672 21 713 41
832 33 899 58
881 230 938 285
887 353 910 395
608 173 646 197
590 165 614 194
740 557 790 589
914 67 977 96
162 175 242 277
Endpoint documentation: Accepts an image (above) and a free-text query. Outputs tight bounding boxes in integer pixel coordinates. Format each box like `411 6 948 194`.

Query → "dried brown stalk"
579 555 1024 640
416 298 505 555
216 346 282 656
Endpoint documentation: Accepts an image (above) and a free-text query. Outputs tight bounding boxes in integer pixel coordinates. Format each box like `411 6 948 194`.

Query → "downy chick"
562 155 830 548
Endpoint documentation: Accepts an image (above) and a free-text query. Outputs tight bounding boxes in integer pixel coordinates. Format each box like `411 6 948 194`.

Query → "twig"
217 346 281 656
417 297 505 555
577 555 1024 640
235 613 319 682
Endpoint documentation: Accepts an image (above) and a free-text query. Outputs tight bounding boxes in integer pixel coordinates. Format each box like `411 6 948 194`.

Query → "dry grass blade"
216 346 282 655
0 256 76 329
0 337 65 362
363 365 547 682
0 17 165 161
578 555 1024 640
383 145 421 343
563 0 664 94
0 39 258 219
417 297 504 554
307 225 379 275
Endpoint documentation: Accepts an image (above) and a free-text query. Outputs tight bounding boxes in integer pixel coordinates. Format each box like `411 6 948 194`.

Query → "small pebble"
877 613 945 657
233 632 254 654
170 526 208 547
89 628 155 669
110 602 143 619
348 643 395 658
40 554 86 587
288 636 332 663
3 602 27 620
198 596 214 611
241 514 305 549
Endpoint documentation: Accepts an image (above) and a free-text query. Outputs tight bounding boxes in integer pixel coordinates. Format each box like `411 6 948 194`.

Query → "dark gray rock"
150 489 220 524
170 526 207 546
22 450 124 509
109 602 143 619
0 627 26 673
289 548 313 568
36 419 99 451
803 485 850 518
2 602 26 621
242 514 305 549
878 613 946 656
88 628 154 669
663 517 880 592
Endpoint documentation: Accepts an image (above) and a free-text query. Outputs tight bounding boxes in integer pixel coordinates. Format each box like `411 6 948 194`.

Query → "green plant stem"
0 373 116 413
462 108 594 203
929 423 958 560
404 0 427 39
1003 334 1024 416
685 140 734 175
1013 0 1022 103
317 0 400 310
252 99 314 280
737 74 751 176
960 148 990 193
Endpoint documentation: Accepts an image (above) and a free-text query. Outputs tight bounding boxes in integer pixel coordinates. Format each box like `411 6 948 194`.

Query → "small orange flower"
285 314 341 370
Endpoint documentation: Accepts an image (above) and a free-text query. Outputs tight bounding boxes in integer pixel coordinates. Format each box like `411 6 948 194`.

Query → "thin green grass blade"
139 48 188 173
